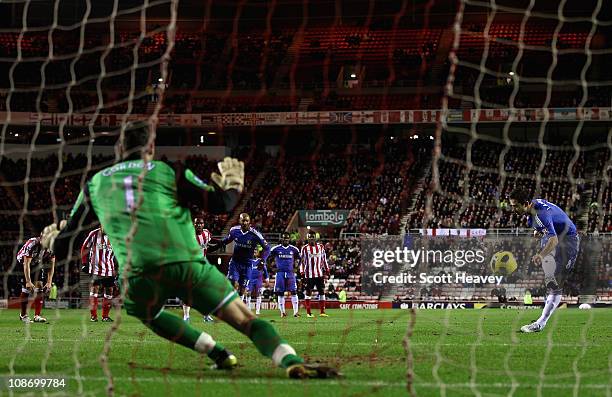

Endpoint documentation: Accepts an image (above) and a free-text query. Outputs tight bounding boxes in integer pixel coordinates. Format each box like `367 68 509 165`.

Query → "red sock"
102 297 111 318
305 298 311 315
34 295 43 316
20 292 29 317
90 295 98 318
320 299 326 314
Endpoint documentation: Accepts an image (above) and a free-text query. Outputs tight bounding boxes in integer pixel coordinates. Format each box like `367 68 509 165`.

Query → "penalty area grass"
0 308 610 396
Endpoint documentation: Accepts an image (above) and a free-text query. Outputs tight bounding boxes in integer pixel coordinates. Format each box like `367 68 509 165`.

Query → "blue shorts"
554 234 580 272
274 271 297 294
227 259 249 288
246 276 263 292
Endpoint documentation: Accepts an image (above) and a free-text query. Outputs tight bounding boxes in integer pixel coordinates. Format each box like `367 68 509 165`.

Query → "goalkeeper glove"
41 220 66 252
210 157 245 193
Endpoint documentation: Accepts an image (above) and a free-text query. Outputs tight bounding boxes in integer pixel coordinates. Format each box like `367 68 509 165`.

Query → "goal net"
410 0 611 395
0 0 610 396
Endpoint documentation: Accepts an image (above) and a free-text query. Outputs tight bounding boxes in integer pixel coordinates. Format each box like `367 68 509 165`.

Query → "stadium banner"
553 108 579 120
419 228 487 237
390 302 582 309
3 107 612 128
394 301 475 309
339 302 392 310
255 300 391 310
45 300 71 309
447 109 464 122
474 302 545 309
298 210 349 227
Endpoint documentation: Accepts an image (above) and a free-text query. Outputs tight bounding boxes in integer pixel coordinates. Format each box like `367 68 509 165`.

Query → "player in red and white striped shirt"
183 218 215 322
299 232 330 317
17 235 55 323
81 226 117 322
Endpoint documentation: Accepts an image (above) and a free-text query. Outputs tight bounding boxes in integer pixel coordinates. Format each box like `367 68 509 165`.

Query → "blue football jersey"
269 244 300 272
528 199 577 236
248 258 268 279
222 226 270 262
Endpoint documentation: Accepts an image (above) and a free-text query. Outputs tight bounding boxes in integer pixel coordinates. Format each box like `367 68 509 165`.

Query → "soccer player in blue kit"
509 188 580 333
246 247 269 315
268 232 301 317
216 213 270 300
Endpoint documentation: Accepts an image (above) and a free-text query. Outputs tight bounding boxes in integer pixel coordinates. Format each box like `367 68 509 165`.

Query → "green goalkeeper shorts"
122 261 237 322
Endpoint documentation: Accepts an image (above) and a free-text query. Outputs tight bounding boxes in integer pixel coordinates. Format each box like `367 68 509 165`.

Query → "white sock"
536 293 561 328
291 295 299 315
256 296 262 314
277 296 285 314
194 332 216 354
246 296 252 310
183 305 190 320
271 343 297 367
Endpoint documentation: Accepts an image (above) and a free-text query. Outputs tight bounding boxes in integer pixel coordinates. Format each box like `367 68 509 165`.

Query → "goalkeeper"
45 122 338 379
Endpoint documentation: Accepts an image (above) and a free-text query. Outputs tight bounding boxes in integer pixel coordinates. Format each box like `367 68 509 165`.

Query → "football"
490 251 518 276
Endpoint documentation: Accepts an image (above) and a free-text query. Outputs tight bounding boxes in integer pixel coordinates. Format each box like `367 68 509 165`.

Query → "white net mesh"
1 0 177 394
0 0 610 396
418 0 611 395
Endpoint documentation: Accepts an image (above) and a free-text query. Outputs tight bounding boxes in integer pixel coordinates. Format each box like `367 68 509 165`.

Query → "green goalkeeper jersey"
56 158 238 277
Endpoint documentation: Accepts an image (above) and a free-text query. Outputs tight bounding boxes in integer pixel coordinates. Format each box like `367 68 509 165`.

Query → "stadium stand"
0 17 610 307
404 142 611 232
1 23 610 114
241 139 428 235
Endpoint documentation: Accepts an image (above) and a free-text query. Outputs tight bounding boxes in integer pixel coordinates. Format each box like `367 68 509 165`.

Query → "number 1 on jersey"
124 175 136 212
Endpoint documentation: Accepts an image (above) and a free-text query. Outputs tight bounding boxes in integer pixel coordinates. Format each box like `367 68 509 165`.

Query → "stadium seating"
297 27 440 62
405 142 600 230
241 139 427 235
1 22 609 113
457 23 589 60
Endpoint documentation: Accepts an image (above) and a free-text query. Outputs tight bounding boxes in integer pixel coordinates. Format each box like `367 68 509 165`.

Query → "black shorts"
91 275 116 289
304 277 325 295
20 268 47 294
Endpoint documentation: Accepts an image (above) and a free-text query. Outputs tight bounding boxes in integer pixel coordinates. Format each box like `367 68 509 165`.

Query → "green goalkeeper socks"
146 309 225 361
248 318 304 368
280 354 304 369
147 312 303 368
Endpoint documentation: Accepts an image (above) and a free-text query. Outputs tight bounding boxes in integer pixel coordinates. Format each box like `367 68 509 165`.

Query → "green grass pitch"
0 308 610 396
